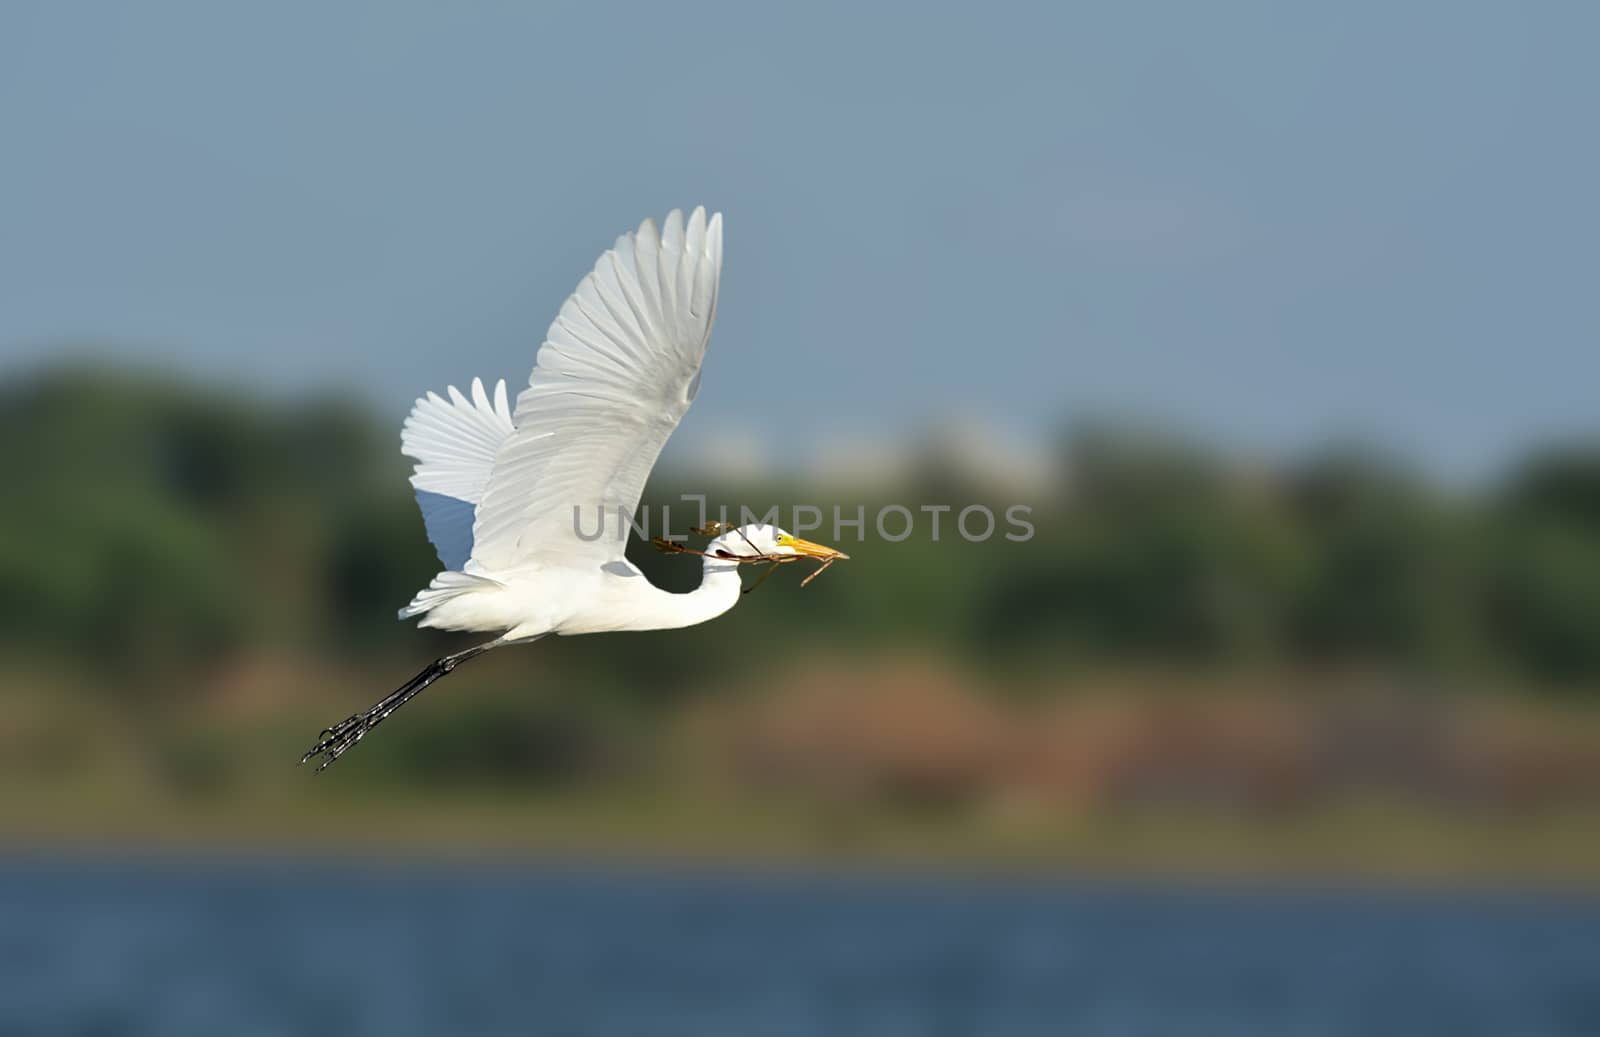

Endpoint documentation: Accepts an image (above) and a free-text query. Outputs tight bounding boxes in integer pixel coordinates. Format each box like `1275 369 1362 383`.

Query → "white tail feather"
398 570 503 621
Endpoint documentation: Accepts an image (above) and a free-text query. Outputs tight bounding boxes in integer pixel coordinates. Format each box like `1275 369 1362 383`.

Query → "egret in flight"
301 208 846 771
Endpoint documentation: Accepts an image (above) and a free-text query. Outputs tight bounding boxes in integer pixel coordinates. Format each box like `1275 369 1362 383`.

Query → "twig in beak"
800 555 838 588
653 534 841 591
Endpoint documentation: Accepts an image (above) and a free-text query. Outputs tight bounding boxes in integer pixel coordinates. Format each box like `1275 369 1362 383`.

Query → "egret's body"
302 208 844 770
409 553 746 638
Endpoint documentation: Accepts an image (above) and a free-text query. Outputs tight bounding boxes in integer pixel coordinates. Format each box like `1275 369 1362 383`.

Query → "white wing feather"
401 376 515 570
468 207 723 571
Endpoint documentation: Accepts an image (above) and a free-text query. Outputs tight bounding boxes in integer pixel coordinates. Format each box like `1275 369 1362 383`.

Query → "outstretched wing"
467 207 723 572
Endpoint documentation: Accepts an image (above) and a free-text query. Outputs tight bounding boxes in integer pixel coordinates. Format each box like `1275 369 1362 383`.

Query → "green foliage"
1283 448 1474 667
1503 443 1600 529
6 367 1600 696
981 428 1302 665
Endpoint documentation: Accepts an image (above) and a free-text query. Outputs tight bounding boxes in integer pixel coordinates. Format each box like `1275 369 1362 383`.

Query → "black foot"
300 710 374 773
296 648 491 774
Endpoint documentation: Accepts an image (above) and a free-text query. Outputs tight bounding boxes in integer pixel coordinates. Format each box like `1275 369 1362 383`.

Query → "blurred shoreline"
6 657 1599 890
5 792 1600 891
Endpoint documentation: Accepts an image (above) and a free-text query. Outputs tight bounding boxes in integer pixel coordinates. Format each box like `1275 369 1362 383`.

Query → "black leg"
299 639 502 773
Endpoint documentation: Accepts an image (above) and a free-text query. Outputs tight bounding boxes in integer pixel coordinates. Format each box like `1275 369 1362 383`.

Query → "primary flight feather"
302 208 846 771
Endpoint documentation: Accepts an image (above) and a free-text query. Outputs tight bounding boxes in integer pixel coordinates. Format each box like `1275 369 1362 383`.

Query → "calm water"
1 855 1596 1036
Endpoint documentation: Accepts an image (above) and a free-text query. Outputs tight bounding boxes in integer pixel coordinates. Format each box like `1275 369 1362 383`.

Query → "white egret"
302 208 847 771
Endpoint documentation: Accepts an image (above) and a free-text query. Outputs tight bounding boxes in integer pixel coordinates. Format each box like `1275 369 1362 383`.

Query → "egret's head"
707 523 849 562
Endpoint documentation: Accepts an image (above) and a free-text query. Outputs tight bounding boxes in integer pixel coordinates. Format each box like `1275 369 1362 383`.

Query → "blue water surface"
1 854 1596 1036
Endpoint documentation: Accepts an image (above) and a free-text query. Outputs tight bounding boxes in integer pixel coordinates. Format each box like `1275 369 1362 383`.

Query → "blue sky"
2 1 1596 477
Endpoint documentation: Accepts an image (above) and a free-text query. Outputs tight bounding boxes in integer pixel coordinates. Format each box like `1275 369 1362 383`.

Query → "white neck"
605 557 743 632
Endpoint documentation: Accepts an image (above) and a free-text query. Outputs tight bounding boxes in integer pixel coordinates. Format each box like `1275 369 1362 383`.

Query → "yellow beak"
782 535 849 560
